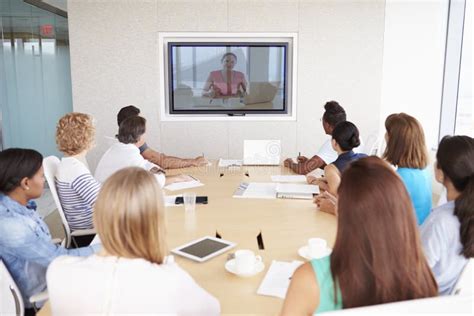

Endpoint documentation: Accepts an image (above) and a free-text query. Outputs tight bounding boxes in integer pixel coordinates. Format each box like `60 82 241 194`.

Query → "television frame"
167 42 289 115
158 33 298 121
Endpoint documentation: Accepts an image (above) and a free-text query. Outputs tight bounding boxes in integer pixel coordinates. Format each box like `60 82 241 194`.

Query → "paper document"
218 158 243 167
233 182 277 199
164 180 204 192
271 175 307 183
276 183 320 195
164 195 182 207
257 260 304 299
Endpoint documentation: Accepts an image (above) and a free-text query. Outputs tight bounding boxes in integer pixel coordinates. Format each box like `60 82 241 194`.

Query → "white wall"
67 0 385 170
380 0 448 149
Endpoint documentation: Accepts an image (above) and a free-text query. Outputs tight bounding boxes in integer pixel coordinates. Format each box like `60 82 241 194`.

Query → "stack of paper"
276 183 319 200
257 260 304 299
271 175 307 183
218 158 243 167
164 180 204 191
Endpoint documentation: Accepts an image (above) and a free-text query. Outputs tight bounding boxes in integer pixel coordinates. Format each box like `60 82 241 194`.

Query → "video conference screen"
168 43 288 114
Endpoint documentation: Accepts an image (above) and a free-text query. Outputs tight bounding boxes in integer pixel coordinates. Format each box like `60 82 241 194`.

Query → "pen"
298 152 301 157
189 175 199 182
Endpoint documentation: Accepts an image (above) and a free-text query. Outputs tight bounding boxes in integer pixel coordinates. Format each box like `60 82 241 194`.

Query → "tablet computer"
171 236 236 263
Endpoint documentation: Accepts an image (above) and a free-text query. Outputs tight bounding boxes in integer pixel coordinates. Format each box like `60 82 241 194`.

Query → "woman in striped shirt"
55 112 100 246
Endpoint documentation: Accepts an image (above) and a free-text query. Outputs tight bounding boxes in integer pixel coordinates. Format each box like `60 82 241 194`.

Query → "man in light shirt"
284 101 357 175
117 105 208 169
95 116 190 185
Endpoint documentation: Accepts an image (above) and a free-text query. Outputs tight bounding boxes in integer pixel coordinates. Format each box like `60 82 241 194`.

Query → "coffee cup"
307 238 327 258
234 249 262 275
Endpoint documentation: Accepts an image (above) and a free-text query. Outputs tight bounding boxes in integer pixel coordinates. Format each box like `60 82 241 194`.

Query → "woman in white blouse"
47 167 220 315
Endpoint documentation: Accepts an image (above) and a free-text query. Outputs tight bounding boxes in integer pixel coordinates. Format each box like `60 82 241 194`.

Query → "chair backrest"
452 258 473 296
42 156 72 248
0 260 24 316
325 294 473 315
362 131 383 156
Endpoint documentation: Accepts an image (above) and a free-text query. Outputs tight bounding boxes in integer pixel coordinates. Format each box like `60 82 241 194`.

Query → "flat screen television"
168 42 288 115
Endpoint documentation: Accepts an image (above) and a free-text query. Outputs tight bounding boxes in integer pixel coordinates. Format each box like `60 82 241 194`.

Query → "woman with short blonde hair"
55 113 100 245
383 113 432 225
47 167 220 315
56 112 95 156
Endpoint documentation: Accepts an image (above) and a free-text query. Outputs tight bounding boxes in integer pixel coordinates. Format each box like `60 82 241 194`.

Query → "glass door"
0 0 72 156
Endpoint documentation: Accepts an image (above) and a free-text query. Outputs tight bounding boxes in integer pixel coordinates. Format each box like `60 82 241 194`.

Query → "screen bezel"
167 42 289 115
171 236 236 263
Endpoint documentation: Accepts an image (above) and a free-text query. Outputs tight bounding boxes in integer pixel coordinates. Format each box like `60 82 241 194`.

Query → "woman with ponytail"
421 135 474 295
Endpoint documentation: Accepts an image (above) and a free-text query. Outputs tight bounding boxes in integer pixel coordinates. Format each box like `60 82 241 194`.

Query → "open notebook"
233 183 319 200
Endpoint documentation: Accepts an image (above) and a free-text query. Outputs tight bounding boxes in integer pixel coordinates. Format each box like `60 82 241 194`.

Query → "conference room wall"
67 0 385 171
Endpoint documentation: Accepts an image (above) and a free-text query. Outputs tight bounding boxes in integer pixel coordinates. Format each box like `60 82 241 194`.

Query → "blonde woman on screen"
47 167 220 315
203 52 247 98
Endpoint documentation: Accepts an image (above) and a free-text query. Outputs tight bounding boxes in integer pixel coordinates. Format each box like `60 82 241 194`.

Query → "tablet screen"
178 238 230 258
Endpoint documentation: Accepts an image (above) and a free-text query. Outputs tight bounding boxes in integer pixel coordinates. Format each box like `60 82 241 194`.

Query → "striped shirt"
55 157 101 230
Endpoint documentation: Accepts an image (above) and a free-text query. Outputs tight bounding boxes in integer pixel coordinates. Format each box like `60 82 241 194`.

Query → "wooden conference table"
39 163 337 315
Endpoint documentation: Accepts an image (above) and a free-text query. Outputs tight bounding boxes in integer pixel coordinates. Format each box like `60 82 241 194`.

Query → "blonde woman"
47 167 220 315
55 112 100 245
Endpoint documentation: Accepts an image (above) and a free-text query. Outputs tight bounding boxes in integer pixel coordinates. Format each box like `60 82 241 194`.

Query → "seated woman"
47 167 220 315
383 113 432 225
281 157 437 315
55 113 100 245
308 121 366 196
421 135 474 295
94 116 190 185
202 52 247 98
0 148 98 315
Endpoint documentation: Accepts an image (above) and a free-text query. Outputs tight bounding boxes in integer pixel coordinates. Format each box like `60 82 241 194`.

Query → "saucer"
298 245 332 260
225 259 265 277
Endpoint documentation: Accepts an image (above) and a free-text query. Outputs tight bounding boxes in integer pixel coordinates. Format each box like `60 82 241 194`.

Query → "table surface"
38 164 337 315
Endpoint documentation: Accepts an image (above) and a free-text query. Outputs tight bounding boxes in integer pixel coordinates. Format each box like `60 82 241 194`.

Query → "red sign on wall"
40 24 55 37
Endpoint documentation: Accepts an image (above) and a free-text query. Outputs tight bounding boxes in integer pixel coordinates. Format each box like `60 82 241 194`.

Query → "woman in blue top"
281 157 437 315
421 136 474 294
0 148 98 314
383 113 432 225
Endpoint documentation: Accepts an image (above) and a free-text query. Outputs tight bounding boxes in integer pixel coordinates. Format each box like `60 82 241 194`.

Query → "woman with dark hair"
383 113 432 225
308 121 367 196
0 148 97 314
281 157 437 315
202 52 247 98
421 135 474 295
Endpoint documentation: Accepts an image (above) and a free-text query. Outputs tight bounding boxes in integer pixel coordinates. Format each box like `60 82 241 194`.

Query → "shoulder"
234 71 245 78
57 158 91 180
422 202 458 237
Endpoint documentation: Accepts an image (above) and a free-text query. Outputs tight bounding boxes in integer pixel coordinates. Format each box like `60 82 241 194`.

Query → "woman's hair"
436 135 474 258
322 101 346 128
117 116 146 144
56 112 95 155
93 167 167 264
221 52 237 62
117 105 140 127
383 113 428 169
0 148 43 194
331 121 361 151
331 156 437 308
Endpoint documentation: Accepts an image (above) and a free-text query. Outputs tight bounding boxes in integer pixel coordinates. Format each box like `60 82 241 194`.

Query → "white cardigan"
46 255 220 315
94 142 165 186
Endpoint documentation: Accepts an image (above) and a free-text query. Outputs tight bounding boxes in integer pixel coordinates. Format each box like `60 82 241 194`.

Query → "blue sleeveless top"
332 151 367 172
311 256 343 314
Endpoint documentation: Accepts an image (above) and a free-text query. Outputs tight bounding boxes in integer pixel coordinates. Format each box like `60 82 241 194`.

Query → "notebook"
275 183 319 200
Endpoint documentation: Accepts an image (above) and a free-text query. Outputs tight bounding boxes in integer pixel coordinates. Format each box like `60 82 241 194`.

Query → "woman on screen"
47 167 220 315
202 52 247 98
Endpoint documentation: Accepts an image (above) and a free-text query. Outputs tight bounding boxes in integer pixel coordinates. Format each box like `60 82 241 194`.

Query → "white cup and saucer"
298 238 332 260
225 249 265 277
